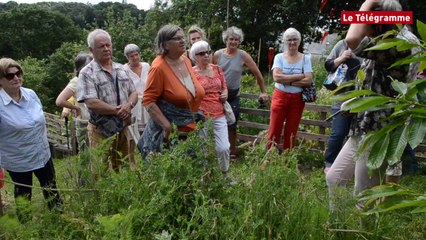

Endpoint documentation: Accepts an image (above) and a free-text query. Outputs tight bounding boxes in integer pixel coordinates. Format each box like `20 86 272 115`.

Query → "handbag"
323 63 348 90
301 54 317 102
93 75 125 137
215 64 236 125
94 115 125 138
223 101 236 125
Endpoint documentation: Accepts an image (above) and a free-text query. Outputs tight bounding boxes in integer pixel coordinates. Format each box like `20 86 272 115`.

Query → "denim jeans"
324 108 353 167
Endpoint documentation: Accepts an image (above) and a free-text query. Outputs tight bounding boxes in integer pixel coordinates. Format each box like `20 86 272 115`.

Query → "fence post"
319 111 327 150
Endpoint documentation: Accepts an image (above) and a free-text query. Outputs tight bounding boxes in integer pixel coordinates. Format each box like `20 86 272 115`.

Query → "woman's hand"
71 106 81 117
259 92 269 103
220 90 228 103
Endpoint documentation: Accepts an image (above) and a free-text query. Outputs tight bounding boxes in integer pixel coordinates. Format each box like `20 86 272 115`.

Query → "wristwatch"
130 102 135 109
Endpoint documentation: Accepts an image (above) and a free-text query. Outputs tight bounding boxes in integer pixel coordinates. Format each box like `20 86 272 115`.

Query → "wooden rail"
238 93 426 162
43 95 425 162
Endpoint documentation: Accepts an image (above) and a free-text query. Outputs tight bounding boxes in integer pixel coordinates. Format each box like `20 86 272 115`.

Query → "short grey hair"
283 28 301 42
124 43 140 59
87 29 111 49
189 40 210 61
379 0 402 11
154 24 183 55
222 26 244 44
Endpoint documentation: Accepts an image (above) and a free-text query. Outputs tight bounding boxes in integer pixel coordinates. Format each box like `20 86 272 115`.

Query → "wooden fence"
238 93 426 162
44 94 426 162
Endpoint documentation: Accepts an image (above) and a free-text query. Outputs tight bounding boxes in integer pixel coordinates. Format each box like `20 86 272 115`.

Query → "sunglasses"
195 50 211 56
3 70 22 80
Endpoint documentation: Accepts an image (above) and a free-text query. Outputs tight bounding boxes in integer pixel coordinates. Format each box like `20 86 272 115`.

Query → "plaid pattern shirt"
77 60 136 123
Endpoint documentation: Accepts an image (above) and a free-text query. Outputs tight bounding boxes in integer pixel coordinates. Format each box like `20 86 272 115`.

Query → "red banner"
320 0 328 12
341 11 413 24
268 47 275 69
0 168 4 189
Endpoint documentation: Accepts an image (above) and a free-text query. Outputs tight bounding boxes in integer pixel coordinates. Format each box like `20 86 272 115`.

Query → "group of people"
0 24 269 219
0 0 422 222
323 0 421 208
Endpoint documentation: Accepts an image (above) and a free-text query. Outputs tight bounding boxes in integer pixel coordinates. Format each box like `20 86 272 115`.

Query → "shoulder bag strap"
115 75 121 105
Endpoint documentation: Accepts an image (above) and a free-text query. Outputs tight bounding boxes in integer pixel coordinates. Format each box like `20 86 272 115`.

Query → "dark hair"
74 52 92 76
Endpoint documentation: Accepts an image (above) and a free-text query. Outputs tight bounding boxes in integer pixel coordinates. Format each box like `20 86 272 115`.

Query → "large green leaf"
341 96 390 113
329 80 356 95
407 118 426 149
410 107 426 118
359 184 417 202
364 198 426 215
389 55 426 69
364 38 402 51
396 41 420 51
385 123 409 166
367 102 398 112
419 61 426 73
366 134 389 170
330 90 377 101
417 20 426 43
391 80 408 95
358 119 405 155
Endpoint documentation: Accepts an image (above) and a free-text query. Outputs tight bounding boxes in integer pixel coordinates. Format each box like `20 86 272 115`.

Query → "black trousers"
7 158 63 210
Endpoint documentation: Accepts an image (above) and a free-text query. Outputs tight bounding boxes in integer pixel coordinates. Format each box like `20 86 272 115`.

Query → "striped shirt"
77 60 136 123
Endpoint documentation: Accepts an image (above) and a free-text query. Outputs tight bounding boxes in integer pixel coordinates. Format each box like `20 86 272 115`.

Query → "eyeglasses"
195 50 211 56
286 38 299 42
170 36 185 42
3 70 22 80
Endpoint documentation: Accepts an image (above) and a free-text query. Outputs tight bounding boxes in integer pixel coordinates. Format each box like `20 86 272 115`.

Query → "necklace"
195 65 214 78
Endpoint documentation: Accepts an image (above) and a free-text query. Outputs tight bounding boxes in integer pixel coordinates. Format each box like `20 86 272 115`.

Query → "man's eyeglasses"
196 50 211 56
3 70 22 80
170 36 185 42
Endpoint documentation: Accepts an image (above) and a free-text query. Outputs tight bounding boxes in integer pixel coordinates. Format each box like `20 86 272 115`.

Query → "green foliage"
330 21 426 174
19 57 51 111
105 8 155 64
1 129 426 238
0 7 83 60
44 42 87 113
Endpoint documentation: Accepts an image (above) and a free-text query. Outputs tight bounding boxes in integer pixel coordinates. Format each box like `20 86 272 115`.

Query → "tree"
0 7 83 60
43 42 88 112
105 8 155 64
19 57 51 111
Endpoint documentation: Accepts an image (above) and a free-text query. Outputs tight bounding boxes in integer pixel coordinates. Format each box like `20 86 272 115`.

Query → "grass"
1 130 425 239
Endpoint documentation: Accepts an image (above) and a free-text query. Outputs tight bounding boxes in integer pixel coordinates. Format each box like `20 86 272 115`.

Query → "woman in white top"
123 43 151 133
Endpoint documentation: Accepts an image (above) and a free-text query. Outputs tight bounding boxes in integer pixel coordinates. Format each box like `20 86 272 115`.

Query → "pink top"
193 64 227 118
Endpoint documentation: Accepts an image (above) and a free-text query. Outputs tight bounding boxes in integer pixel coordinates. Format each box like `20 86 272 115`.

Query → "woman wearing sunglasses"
0 58 62 222
190 40 235 184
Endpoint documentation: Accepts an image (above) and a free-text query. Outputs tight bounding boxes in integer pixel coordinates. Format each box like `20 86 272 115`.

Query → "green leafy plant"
330 20 426 171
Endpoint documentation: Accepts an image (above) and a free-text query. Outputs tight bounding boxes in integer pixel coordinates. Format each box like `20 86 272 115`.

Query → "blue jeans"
325 109 353 167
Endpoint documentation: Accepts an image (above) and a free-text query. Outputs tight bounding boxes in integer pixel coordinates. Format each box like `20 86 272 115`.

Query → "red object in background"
329 8 335 18
321 31 329 43
320 0 328 12
0 168 4 189
268 47 275 69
